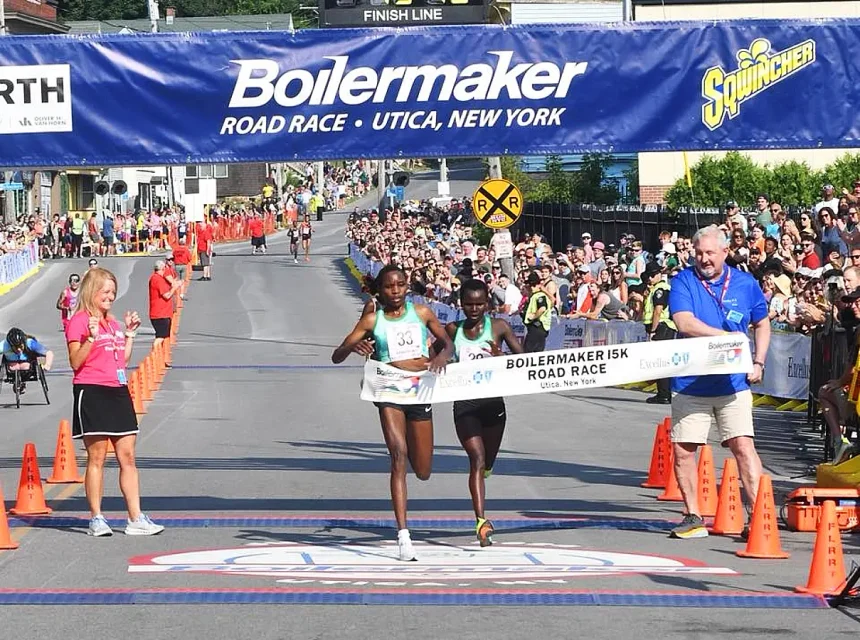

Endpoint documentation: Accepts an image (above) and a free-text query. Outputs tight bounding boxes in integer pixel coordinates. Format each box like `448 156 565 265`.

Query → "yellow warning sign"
472 179 524 230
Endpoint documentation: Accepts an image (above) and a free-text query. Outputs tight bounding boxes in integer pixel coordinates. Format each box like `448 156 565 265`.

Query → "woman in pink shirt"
65 267 164 538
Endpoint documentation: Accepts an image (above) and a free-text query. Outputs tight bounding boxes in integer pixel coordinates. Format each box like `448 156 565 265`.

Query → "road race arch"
0 20 857 167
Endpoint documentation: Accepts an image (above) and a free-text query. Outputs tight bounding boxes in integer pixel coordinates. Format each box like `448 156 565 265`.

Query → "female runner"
332 264 452 561
56 273 81 332
446 278 522 547
299 215 313 262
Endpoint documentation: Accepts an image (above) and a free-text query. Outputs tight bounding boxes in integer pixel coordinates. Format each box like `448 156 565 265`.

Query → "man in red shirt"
171 238 192 299
249 212 266 255
149 260 179 362
799 233 822 269
196 221 213 281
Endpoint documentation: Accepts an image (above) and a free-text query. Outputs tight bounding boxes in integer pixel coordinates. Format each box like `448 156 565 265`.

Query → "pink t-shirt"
65 311 127 387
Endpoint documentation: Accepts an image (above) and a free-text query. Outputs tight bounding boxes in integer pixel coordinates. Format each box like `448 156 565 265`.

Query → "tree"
623 159 639 204
574 153 620 206
527 155 576 204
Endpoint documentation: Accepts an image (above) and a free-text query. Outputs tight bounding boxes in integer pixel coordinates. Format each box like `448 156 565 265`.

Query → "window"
185 164 228 179
77 175 95 210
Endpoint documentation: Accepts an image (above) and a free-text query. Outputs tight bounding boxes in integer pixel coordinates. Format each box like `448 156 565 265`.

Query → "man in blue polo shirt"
667 225 770 539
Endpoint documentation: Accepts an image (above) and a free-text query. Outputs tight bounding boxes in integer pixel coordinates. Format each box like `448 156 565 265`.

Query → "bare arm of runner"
417 305 453 374
492 318 524 355
56 291 67 311
331 313 376 364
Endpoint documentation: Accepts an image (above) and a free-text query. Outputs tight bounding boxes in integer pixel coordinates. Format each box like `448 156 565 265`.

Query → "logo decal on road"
129 541 736 587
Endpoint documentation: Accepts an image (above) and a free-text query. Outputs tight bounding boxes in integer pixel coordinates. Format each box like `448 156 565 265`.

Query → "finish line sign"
0 20 858 166
361 334 752 404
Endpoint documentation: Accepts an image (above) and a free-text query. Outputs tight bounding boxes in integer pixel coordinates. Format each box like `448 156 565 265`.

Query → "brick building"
1 0 69 34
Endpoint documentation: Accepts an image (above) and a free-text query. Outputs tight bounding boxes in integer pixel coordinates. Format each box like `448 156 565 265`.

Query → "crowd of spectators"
347 180 860 338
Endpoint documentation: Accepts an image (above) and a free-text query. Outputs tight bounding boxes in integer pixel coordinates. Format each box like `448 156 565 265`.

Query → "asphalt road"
0 173 858 636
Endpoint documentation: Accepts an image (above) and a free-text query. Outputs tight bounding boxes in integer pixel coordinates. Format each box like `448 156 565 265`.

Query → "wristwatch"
754 361 766 370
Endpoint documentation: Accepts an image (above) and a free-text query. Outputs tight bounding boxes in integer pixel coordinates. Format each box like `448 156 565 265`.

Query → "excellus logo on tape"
229 52 588 108
701 38 815 131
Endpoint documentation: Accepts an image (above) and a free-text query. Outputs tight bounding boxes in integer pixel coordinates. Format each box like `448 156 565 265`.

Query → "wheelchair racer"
1 327 54 395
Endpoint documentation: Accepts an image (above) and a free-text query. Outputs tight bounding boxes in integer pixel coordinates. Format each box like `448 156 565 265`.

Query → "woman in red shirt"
66 267 164 538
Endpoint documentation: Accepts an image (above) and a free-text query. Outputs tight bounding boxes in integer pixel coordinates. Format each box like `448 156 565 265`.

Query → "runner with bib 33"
332 264 452 562
446 278 522 547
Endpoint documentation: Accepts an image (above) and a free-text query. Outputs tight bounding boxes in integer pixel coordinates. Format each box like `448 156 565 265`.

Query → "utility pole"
376 159 388 214
0 0 7 36
438 158 449 197
487 156 502 179
148 0 159 32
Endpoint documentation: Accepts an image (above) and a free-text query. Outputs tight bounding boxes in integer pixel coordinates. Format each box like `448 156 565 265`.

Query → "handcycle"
0 356 50 409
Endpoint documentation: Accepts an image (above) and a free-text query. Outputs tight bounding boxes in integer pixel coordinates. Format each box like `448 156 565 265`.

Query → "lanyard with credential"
100 319 128 385
697 266 731 314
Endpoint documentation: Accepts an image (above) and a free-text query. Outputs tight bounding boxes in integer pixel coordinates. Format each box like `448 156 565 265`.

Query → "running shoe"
834 437 856 465
669 514 708 539
88 514 113 537
476 517 494 547
398 536 417 562
483 468 493 480
125 513 165 536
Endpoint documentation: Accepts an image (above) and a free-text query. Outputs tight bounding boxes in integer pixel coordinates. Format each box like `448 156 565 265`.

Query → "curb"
0 262 44 297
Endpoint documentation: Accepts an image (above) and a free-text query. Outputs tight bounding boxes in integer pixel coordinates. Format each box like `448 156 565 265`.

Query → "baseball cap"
593 241 605 251
577 264 591 274
725 200 738 209
842 287 860 303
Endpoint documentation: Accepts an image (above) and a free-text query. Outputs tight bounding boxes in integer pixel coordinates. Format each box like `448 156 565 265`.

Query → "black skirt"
72 384 139 439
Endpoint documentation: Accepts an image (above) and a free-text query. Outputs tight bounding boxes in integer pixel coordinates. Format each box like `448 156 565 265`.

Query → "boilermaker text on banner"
1 20 859 166
361 334 753 404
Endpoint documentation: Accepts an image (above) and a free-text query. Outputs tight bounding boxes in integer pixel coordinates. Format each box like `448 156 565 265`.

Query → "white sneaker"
125 513 165 536
88 514 113 537
398 536 417 562
294 258 298 264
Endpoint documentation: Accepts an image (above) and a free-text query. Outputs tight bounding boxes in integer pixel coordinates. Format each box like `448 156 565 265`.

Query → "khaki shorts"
671 389 754 445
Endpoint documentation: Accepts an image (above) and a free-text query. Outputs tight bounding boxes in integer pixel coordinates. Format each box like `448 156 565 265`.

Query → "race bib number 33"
387 323 423 361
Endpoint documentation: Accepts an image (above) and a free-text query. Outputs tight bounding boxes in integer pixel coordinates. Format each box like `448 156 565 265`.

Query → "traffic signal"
392 171 410 187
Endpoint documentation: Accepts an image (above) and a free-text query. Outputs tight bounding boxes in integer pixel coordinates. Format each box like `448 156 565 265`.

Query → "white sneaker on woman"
125 513 165 536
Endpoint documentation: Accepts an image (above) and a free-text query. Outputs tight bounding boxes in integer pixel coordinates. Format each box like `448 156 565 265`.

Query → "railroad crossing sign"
472 179 524 229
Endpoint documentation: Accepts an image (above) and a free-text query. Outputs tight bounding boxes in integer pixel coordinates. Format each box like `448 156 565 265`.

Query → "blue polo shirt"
669 265 767 397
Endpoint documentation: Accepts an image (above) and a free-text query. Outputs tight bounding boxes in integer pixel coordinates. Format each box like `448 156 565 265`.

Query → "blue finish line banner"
0 19 858 166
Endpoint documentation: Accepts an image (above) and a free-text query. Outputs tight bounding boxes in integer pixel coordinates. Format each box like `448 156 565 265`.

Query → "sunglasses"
851 255 860 260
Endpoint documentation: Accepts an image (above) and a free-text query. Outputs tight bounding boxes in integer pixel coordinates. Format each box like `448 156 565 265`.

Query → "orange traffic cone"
0 484 19 550
736 474 789 559
696 445 718 517
140 360 154 402
46 419 84 484
641 418 670 489
657 449 683 502
796 500 847 595
711 458 744 535
130 371 146 415
9 443 53 515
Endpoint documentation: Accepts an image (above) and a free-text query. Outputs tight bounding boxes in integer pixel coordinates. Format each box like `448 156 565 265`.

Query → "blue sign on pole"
0 182 24 191
0 21 856 166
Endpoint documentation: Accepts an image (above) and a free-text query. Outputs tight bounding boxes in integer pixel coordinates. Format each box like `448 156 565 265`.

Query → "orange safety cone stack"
130 371 147 415
711 458 744 535
0 484 19 550
46 419 84 484
736 474 789 559
9 443 53 515
146 353 160 391
153 347 166 385
796 500 847 595
657 449 684 502
696 445 718 517
141 360 154 402
642 417 671 489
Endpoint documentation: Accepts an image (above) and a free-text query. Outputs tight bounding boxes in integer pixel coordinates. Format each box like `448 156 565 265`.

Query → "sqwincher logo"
701 38 815 131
